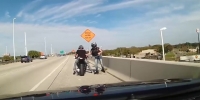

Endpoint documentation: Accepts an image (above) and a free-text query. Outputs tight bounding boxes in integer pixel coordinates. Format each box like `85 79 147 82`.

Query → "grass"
165 52 175 61
166 57 176 61
165 51 198 61
165 52 175 57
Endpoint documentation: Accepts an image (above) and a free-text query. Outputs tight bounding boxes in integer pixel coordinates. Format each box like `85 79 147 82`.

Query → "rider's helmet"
78 45 84 50
91 42 97 48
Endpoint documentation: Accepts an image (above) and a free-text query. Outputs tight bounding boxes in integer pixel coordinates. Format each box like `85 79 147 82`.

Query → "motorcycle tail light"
93 93 99 96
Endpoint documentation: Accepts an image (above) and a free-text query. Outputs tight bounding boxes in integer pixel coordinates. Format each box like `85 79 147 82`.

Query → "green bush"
28 50 41 58
3 56 11 62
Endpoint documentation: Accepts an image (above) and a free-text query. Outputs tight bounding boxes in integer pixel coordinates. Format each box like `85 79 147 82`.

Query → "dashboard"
2 78 200 100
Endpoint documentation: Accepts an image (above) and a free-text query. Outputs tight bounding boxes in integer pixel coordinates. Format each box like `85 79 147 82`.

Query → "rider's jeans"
73 59 91 71
94 56 104 71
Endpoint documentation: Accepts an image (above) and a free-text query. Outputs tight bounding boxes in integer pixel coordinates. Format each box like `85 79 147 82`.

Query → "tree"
122 49 130 56
3 56 11 62
101 42 197 56
156 46 162 53
180 46 188 52
148 44 151 47
191 43 198 47
165 44 173 52
28 50 41 58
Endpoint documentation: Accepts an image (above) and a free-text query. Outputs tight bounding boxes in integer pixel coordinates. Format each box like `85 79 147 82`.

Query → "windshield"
0 0 199 99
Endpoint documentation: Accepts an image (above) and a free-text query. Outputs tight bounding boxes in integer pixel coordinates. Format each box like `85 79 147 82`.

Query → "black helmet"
78 45 84 49
91 42 97 48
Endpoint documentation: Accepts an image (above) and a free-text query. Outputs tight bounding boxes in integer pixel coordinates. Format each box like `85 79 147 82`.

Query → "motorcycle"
76 57 87 76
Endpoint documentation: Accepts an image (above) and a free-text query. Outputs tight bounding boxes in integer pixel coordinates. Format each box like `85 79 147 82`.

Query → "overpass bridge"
0 55 199 96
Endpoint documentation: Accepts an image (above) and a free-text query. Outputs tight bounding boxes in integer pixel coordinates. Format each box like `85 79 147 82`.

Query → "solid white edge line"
29 56 69 91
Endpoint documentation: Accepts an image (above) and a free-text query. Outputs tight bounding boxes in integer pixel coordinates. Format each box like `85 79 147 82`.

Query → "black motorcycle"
76 57 87 76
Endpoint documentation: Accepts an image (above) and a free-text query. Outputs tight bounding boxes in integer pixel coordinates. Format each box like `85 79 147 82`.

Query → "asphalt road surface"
0 55 121 96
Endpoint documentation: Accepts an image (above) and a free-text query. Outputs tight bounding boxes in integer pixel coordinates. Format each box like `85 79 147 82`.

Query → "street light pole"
6 46 7 55
160 30 165 61
160 27 167 61
13 18 16 62
51 44 52 55
196 28 200 54
25 32 28 56
44 37 47 55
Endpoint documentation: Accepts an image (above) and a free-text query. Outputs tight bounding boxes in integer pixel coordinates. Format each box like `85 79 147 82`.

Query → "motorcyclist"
90 42 105 74
73 45 92 75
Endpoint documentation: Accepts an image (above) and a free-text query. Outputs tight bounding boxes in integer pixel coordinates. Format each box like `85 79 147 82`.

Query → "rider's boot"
94 70 99 74
101 67 105 73
73 71 76 75
88 69 92 73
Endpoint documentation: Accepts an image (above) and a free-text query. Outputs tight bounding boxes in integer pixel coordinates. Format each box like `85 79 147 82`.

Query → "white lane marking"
29 56 69 91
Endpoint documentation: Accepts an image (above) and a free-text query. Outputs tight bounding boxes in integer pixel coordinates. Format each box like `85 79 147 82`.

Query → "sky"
0 0 198 56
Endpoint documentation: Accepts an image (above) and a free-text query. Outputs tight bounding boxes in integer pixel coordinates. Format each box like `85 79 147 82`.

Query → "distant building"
141 49 158 55
3 53 10 56
134 49 159 59
134 53 146 59
189 49 197 52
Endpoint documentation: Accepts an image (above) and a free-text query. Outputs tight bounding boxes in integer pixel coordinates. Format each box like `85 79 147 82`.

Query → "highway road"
0 55 121 96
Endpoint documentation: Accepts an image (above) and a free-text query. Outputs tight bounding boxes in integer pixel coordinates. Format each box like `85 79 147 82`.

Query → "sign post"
81 29 95 53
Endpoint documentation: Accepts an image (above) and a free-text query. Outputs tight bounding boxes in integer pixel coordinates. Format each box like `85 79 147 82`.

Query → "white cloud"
0 23 119 56
17 0 155 23
110 4 199 46
1 0 200 56
173 5 184 10
5 11 10 18
72 19 77 22
95 14 101 17
17 0 43 17
84 20 97 24
145 4 185 16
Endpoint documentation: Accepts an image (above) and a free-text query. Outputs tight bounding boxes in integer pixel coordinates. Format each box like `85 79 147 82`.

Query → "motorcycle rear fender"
78 58 85 64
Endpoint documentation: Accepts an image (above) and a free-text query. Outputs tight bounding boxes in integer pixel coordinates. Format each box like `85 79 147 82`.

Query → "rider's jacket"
91 47 100 56
76 49 87 59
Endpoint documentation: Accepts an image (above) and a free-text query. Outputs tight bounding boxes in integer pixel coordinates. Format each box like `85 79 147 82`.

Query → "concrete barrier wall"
89 56 200 82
